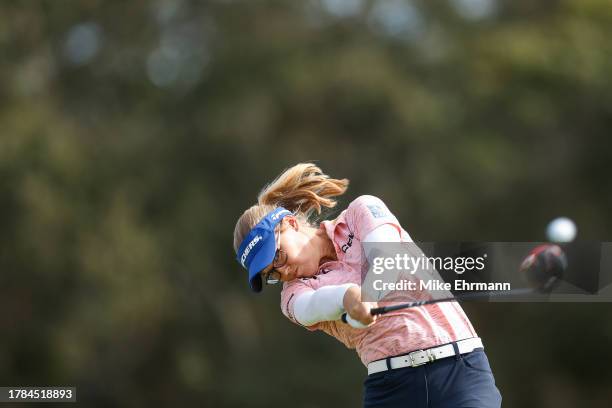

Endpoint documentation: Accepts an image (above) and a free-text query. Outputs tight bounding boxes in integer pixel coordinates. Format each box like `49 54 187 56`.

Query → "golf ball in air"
546 217 577 242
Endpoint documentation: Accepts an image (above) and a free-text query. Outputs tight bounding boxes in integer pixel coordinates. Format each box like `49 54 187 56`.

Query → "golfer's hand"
343 286 378 326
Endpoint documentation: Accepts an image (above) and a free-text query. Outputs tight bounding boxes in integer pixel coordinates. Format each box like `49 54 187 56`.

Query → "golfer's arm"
293 283 358 326
293 225 401 326
363 223 402 243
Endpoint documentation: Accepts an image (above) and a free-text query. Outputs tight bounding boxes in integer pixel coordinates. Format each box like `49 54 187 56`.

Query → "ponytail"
258 163 348 216
233 163 349 253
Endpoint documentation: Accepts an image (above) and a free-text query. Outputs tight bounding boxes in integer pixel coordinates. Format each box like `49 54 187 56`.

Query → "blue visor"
236 207 292 292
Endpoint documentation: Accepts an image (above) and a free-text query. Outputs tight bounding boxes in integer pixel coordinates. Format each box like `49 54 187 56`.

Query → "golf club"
341 244 566 325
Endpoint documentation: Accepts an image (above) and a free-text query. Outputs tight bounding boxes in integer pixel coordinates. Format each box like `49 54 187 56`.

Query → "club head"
520 244 567 293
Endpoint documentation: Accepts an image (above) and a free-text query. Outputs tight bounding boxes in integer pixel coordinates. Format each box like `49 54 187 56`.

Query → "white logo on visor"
241 235 262 267
271 209 289 221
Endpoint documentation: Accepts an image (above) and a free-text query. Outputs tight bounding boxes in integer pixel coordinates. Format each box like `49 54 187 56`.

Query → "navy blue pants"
363 349 502 408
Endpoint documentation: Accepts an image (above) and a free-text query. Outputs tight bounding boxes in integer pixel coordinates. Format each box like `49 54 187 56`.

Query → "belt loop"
452 342 461 360
385 357 392 370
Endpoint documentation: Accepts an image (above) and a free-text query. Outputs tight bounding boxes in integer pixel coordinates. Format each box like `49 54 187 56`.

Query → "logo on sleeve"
341 232 354 253
367 204 388 218
285 293 295 320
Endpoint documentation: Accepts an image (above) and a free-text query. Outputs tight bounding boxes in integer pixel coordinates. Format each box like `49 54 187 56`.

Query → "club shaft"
369 288 535 315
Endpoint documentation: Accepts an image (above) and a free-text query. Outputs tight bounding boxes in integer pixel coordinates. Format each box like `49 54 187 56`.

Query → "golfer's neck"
312 227 337 264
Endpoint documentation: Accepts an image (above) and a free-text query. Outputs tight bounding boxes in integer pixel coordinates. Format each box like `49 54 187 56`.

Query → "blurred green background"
1 0 612 407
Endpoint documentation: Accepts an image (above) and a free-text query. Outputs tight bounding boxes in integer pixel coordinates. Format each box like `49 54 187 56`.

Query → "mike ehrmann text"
372 279 511 292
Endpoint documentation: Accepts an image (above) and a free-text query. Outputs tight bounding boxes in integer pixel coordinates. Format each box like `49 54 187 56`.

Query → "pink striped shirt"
280 195 477 366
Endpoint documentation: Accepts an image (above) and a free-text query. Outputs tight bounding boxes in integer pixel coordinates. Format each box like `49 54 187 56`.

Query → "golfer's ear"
285 216 299 230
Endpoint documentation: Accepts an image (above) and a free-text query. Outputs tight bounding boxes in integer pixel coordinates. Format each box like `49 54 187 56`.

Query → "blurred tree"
1 0 611 406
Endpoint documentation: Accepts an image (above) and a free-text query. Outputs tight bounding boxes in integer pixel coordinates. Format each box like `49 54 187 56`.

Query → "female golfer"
233 163 502 408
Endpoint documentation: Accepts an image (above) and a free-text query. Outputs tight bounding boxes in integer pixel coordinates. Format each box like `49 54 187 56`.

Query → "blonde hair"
233 163 349 253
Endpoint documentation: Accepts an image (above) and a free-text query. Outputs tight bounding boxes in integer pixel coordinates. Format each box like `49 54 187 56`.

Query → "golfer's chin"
297 264 321 279
282 263 321 282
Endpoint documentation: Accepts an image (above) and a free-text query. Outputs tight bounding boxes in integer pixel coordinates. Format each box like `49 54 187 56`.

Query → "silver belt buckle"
408 349 436 367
